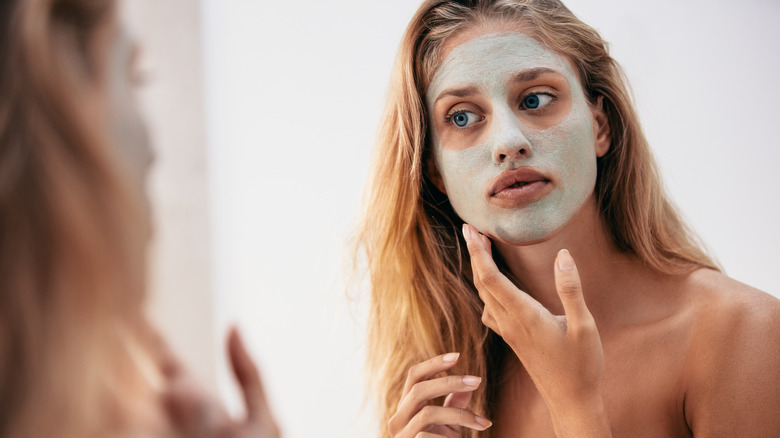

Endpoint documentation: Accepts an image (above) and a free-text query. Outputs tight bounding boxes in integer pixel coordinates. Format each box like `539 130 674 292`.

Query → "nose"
491 106 532 165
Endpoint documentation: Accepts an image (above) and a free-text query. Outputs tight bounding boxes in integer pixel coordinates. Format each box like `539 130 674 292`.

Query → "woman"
357 0 780 436
0 0 278 436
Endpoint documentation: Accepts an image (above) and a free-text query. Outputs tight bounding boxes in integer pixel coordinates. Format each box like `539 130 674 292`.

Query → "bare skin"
395 197 780 438
469 218 780 437
391 20 780 438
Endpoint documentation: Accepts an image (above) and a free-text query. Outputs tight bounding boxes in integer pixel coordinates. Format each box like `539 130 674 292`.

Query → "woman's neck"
493 196 652 331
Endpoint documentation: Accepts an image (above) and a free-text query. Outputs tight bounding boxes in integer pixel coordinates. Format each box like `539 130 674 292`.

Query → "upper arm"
684 290 780 436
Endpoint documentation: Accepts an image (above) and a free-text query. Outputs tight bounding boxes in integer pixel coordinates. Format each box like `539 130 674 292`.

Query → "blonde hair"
356 1 718 436
0 0 163 436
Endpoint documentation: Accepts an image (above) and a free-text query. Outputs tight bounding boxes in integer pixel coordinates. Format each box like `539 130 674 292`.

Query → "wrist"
549 393 611 438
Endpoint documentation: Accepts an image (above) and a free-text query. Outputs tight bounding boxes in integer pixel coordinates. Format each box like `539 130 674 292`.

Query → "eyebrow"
432 67 560 106
510 67 557 84
433 85 481 106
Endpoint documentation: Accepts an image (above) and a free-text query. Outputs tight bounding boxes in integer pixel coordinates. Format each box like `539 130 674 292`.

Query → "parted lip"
488 167 550 197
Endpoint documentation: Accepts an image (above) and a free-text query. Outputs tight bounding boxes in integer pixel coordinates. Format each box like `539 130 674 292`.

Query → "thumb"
554 249 592 326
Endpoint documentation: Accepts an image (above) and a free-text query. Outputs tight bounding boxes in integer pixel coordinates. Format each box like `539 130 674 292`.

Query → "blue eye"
450 111 479 127
522 93 553 110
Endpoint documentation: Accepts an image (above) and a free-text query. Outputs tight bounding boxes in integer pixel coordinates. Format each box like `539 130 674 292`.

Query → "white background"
194 1 780 437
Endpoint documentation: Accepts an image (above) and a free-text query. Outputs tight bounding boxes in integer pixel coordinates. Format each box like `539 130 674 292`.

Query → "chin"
481 223 561 247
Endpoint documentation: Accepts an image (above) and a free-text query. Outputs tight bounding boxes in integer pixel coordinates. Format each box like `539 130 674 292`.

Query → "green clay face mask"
426 32 600 244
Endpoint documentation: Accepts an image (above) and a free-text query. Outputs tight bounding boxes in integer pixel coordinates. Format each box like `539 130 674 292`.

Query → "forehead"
426 31 577 103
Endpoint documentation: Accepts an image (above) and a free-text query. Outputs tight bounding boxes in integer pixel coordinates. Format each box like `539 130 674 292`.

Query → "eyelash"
519 91 556 110
445 107 473 123
443 108 485 130
442 90 557 127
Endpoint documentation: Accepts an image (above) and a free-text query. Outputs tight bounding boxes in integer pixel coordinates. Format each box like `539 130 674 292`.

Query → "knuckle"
580 316 597 331
457 408 471 424
473 274 485 290
557 278 581 296
407 383 420 400
479 271 500 289
446 375 462 387
387 416 398 433
528 308 545 325
407 363 420 380
571 317 597 336
523 309 548 333
418 405 435 423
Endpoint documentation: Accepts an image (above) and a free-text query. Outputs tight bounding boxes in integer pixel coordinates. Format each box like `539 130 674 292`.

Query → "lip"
488 167 552 207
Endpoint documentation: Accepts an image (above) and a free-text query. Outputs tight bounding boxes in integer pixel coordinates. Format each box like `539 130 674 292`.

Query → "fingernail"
556 249 576 271
462 376 482 387
475 415 492 428
442 352 460 363
462 224 473 243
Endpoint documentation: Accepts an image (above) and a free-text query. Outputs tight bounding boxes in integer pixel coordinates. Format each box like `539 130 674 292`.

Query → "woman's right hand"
387 353 492 438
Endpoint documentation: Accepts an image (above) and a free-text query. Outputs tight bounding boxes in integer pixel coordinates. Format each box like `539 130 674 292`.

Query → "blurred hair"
0 0 162 436
355 1 719 436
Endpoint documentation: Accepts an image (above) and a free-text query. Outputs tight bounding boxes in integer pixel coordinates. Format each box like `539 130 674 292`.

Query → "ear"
425 152 447 194
591 95 611 158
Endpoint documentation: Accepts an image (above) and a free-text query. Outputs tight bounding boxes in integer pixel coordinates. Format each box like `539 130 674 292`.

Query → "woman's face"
426 29 609 245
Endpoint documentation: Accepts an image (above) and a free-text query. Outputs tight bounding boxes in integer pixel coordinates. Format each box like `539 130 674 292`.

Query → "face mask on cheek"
427 32 600 245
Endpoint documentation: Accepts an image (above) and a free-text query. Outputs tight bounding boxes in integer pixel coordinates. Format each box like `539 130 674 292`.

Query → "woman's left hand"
462 224 610 437
163 327 281 438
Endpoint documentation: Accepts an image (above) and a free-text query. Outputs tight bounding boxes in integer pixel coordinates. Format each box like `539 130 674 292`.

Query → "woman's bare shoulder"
680 268 778 361
678 269 780 434
682 268 779 328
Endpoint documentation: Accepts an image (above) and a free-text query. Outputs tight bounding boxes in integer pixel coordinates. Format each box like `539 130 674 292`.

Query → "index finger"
227 327 276 426
402 352 461 397
462 224 541 314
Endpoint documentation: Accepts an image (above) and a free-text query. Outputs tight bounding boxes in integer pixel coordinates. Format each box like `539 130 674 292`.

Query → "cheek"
538 112 598 196
435 140 491 199
434 146 484 227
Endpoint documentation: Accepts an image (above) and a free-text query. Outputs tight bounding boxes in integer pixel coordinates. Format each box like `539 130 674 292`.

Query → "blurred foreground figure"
0 0 279 436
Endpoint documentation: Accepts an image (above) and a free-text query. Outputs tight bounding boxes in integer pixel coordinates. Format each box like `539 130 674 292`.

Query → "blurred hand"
163 327 280 438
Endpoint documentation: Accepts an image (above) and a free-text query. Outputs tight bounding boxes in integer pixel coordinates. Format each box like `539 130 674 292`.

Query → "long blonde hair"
356 1 718 436
0 0 163 436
